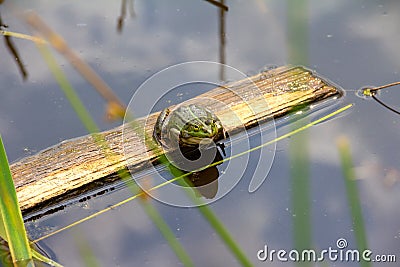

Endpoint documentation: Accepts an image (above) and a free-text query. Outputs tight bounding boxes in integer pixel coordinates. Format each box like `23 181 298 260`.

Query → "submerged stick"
10 65 343 214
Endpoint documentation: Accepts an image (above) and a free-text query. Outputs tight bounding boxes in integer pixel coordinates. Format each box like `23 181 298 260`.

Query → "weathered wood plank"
10 65 343 214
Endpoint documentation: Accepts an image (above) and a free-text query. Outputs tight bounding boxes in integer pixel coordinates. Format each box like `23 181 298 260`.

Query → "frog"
153 104 226 153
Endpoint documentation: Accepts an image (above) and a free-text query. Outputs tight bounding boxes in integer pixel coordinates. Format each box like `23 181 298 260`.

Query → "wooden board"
10 65 343 215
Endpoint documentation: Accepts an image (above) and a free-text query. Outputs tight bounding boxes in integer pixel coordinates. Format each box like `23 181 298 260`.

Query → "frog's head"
179 117 224 146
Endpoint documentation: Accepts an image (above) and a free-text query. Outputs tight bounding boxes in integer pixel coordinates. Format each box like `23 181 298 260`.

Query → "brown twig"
25 11 126 119
204 0 228 11
363 81 400 115
1 13 28 80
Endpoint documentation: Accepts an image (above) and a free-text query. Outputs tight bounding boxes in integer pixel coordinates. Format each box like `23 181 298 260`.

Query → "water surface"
1 1 399 266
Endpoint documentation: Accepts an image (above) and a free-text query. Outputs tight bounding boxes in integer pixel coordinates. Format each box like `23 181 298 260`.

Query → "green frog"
153 104 226 151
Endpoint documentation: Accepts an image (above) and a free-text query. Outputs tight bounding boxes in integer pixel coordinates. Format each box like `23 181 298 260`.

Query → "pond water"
1 0 399 266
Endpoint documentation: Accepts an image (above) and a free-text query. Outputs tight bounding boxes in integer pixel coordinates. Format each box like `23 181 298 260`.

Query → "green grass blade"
289 128 312 267
287 1 312 265
35 42 195 266
35 43 99 134
0 215 6 238
0 135 33 266
116 169 195 267
337 137 371 267
287 0 309 65
31 250 63 267
170 168 253 267
197 204 253 267
72 230 100 267
140 200 195 267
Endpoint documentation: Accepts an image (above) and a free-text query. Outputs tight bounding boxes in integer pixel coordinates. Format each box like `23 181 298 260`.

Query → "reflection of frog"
153 104 226 149
166 148 224 199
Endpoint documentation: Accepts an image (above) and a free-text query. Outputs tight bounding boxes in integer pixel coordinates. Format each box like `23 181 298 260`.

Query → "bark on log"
10 65 344 215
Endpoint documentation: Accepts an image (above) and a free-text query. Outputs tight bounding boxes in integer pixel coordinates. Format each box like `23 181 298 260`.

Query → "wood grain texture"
10 65 343 215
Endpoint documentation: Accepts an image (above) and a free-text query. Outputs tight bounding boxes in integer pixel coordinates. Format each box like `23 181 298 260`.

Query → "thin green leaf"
31 250 63 267
290 125 312 267
0 215 6 238
170 166 253 267
0 135 33 265
35 43 99 134
287 1 312 264
72 230 100 267
337 137 371 267
197 204 253 267
140 200 195 267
